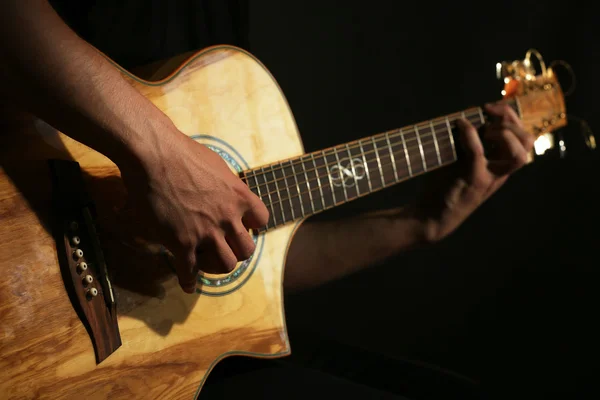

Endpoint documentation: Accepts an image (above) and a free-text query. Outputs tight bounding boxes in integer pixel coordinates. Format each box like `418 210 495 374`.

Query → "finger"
196 236 239 274
456 118 484 159
173 248 198 294
485 126 529 159
489 121 536 152
225 221 256 261
485 129 530 175
242 195 270 229
484 102 521 126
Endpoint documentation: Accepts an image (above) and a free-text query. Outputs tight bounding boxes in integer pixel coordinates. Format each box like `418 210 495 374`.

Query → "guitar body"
0 46 304 399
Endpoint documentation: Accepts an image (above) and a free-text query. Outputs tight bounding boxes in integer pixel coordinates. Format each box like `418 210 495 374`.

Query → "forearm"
0 0 174 168
284 206 427 292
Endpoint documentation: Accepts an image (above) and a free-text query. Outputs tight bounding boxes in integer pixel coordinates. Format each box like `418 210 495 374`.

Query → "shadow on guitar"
0 107 199 336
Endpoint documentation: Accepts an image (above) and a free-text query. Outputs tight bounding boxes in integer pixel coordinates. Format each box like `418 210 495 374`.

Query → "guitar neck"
243 99 519 231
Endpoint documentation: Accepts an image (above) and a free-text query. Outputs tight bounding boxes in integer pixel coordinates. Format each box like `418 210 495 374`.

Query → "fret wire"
256 132 450 202
323 150 337 205
261 166 279 226
311 153 326 210
371 137 386 187
400 128 412 177
280 162 296 220
445 116 457 160
244 109 490 183
270 164 288 222
477 107 485 125
414 125 427 171
290 159 306 217
345 143 360 196
430 120 442 165
263 141 458 212
384 132 399 182
333 147 349 202
358 139 373 192
252 173 271 230
301 156 316 214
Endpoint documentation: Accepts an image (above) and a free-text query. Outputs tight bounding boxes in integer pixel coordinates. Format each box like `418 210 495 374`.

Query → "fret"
414 125 427 171
262 167 285 226
269 164 288 222
310 153 326 210
400 129 412 177
371 136 386 187
280 162 296 220
332 147 349 202
323 150 337 205
430 120 442 166
300 157 316 214
289 160 306 217
345 143 360 196
477 107 485 126
358 139 373 192
252 172 274 228
445 116 457 160
384 133 399 182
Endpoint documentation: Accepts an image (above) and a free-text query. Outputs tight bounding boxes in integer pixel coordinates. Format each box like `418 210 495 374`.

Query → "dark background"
245 1 598 399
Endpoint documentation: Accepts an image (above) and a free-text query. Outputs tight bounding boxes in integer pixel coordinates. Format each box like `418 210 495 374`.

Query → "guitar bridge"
49 159 121 363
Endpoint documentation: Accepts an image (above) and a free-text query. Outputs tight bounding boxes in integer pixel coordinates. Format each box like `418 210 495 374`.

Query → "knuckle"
500 103 512 115
176 232 195 250
221 204 237 219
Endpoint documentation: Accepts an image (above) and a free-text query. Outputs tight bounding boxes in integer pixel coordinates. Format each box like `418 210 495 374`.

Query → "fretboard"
242 100 519 231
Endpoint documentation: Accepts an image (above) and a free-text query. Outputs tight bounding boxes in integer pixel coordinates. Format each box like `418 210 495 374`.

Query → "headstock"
497 49 568 156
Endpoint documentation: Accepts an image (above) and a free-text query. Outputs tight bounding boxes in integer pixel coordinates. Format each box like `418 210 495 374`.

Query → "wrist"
111 114 180 179
395 204 441 246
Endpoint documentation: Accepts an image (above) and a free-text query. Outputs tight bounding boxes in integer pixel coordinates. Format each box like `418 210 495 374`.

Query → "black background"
246 1 598 399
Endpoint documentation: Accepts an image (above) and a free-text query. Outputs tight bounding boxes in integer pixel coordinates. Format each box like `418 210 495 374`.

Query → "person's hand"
420 102 535 242
119 128 269 293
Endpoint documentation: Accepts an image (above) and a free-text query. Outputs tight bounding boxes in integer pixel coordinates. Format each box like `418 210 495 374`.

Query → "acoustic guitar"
0 46 566 399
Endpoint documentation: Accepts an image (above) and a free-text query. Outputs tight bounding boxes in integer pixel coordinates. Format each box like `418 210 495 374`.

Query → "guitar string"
248 132 454 201
247 98 520 216
243 98 518 184
243 104 495 182
259 143 455 230
261 140 454 211
243 111 479 183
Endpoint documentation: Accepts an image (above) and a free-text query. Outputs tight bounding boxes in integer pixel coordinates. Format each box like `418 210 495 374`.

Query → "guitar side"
0 46 304 399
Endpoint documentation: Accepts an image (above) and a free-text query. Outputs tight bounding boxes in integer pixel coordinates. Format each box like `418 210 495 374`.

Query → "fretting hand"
420 102 535 242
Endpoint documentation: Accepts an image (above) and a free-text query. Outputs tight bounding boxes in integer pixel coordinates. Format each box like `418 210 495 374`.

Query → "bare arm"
0 0 163 165
0 0 269 293
285 206 425 291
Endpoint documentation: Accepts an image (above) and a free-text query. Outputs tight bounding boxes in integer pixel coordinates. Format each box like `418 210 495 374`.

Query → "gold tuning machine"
496 48 548 96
